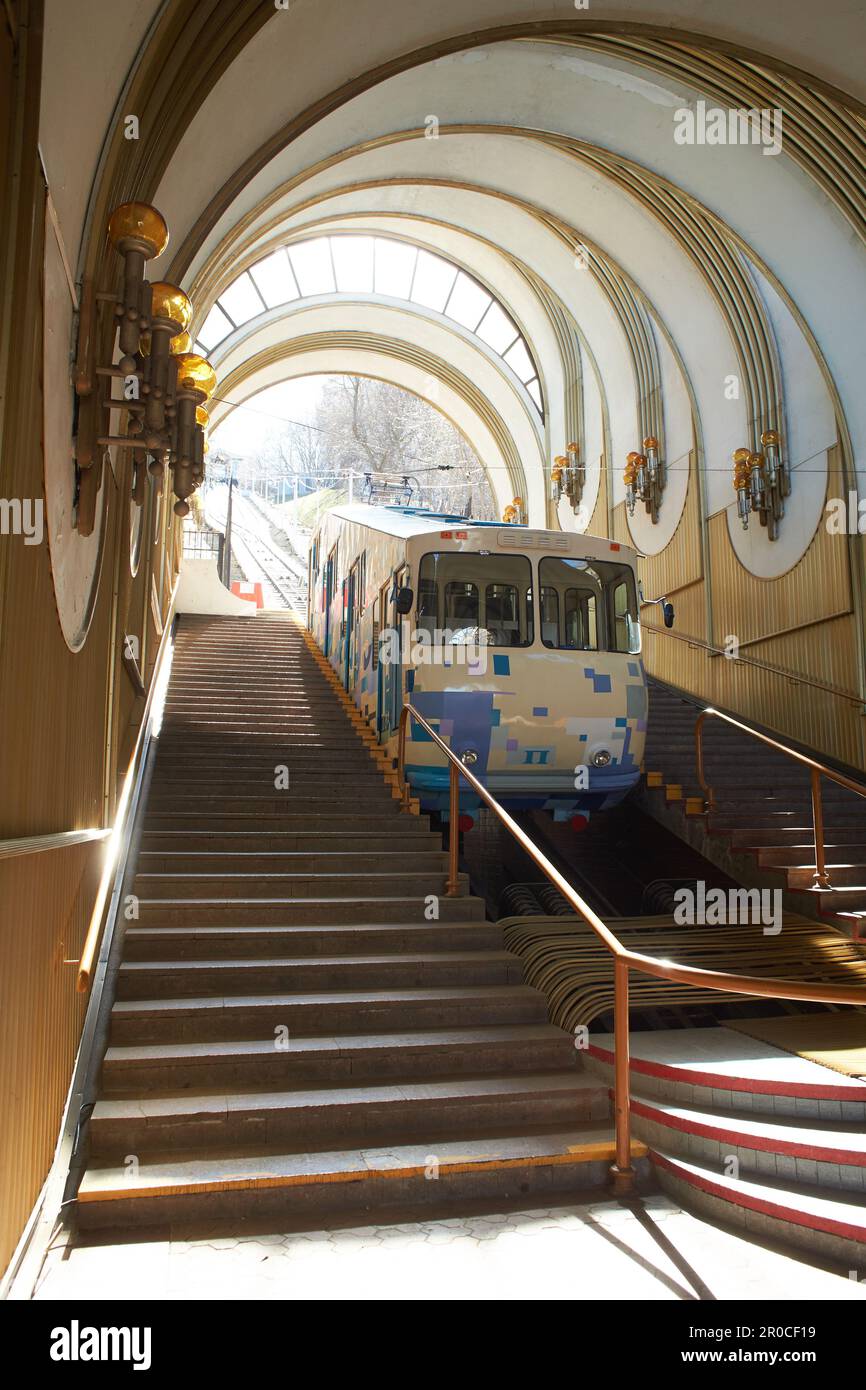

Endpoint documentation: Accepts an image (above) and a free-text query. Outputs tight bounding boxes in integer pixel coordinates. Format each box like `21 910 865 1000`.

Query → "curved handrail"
695 706 866 896
642 620 864 708
76 583 179 992
397 700 866 1191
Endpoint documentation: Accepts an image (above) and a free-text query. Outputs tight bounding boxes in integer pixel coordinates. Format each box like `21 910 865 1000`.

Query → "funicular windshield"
417 552 534 647
538 556 640 654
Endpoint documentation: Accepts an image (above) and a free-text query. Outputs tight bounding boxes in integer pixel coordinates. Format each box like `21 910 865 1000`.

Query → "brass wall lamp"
624 436 665 524
732 430 789 539
550 442 585 512
73 201 215 531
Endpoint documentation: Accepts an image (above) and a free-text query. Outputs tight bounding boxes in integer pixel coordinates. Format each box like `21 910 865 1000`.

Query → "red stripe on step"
652 1152 866 1246
587 1043 865 1102
629 1095 866 1167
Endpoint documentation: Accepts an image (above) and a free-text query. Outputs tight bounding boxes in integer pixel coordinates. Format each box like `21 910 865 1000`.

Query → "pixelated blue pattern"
493 654 510 676
583 667 612 694
626 682 647 718
405 668 415 692
532 706 549 717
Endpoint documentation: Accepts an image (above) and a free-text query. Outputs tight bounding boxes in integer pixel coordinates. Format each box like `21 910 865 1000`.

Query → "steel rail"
396 700 866 1194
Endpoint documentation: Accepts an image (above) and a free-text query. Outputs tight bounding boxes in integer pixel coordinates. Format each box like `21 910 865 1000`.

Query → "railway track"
230 518 308 614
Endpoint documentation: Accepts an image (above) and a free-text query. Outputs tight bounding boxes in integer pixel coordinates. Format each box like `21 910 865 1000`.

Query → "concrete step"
652 1149 866 1262
730 826 866 849
115 950 523 1000
110 984 550 1044
630 1092 866 1196
137 828 436 853
142 814 414 834
585 1027 866 1122
122 920 500 960
88 1071 606 1157
132 894 483 926
145 791 397 814
76 1126 648 1231
756 844 866 867
786 863 866 888
135 851 449 875
101 1023 576 1092
793 885 866 912
131 871 462 900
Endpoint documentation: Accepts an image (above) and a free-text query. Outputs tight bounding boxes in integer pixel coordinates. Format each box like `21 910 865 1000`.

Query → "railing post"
398 706 411 810
610 957 635 1197
447 761 460 896
810 767 831 889
695 711 715 813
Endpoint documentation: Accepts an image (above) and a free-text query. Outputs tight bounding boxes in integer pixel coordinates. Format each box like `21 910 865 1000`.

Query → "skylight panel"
250 249 299 308
411 250 458 312
332 236 375 293
503 337 535 383
219 272 263 326
444 272 490 329
374 239 417 298
526 378 543 411
476 301 519 354
289 239 336 296
196 303 233 350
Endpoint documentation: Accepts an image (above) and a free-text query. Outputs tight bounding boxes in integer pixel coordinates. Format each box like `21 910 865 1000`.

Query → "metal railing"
396 700 866 1194
76 584 178 992
695 707 866 892
642 620 865 709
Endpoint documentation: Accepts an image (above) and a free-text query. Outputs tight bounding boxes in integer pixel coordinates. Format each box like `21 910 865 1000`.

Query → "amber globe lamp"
107 202 169 259
175 353 217 399
195 405 209 429
140 327 193 357
150 283 193 332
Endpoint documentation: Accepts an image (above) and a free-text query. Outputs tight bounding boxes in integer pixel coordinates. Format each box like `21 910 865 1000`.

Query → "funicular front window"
419 552 533 646
539 556 639 654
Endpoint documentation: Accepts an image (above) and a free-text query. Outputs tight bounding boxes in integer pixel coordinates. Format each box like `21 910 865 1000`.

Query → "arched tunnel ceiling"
40 2 866 560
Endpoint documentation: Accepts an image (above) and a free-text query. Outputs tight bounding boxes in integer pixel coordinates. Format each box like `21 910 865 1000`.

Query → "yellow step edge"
665 785 683 801
646 772 664 788
78 1140 648 1204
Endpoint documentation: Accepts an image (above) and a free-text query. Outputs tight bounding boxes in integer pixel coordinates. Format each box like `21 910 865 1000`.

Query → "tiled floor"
31 1196 866 1301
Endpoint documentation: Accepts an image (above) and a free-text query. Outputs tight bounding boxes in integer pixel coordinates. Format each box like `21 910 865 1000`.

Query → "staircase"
642 678 866 936
585 1027 866 1266
75 613 643 1231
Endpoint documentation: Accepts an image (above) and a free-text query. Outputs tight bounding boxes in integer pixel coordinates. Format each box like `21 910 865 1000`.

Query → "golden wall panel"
708 455 849 650
0 841 103 1273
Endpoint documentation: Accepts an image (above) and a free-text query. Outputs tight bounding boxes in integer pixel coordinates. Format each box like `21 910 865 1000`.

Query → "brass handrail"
77 582 179 992
0 828 111 860
642 620 864 708
397 700 866 1195
695 707 866 897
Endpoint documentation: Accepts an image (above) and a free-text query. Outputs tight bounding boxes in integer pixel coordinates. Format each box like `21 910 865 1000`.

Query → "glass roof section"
194 235 543 415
